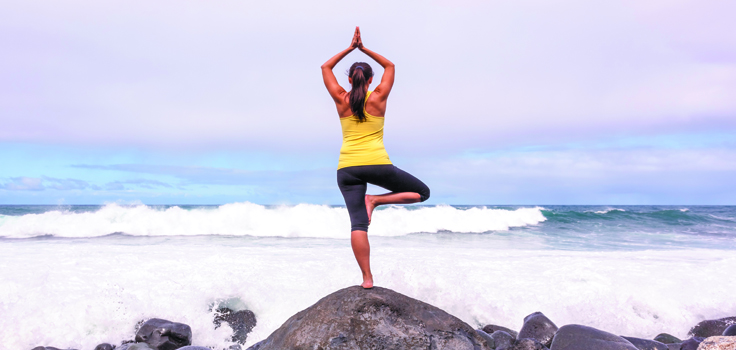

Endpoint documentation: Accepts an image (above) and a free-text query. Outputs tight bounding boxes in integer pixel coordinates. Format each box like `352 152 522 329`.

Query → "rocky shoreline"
32 286 736 350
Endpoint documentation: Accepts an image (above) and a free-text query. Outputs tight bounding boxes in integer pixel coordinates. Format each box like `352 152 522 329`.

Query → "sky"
1 0 735 205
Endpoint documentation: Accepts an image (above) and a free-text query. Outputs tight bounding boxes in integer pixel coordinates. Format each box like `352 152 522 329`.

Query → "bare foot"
365 195 376 225
361 278 374 289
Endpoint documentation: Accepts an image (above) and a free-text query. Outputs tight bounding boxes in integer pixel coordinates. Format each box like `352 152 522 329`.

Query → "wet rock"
620 336 668 350
518 312 558 347
724 325 736 337
117 344 154 350
689 317 736 338
549 324 638 350
484 324 519 338
507 338 548 350
213 308 257 345
493 331 516 349
135 318 192 350
655 333 683 344
175 347 210 350
250 286 492 350
476 329 496 349
94 344 115 350
680 337 704 350
227 345 242 350
244 340 264 350
698 336 736 350
665 344 681 350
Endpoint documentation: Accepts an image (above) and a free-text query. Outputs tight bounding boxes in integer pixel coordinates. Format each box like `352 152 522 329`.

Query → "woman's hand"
350 26 363 50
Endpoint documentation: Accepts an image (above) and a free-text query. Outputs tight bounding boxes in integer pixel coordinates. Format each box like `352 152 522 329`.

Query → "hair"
347 62 374 122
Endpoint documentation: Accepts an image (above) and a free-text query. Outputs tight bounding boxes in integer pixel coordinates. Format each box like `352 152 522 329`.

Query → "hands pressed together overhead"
350 26 364 50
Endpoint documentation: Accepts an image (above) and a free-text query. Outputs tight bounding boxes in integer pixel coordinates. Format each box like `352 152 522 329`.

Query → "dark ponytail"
348 62 374 122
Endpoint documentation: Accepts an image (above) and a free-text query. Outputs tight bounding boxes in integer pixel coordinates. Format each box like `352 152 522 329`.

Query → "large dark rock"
689 317 736 338
175 347 210 350
250 286 492 350
507 338 548 350
620 336 668 350
214 308 257 345
492 331 516 349
94 344 115 350
724 325 736 336
117 344 154 350
680 337 704 350
665 344 681 350
244 340 264 350
483 324 519 338
517 312 558 347
135 318 192 350
476 329 495 349
654 333 682 344
549 324 638 350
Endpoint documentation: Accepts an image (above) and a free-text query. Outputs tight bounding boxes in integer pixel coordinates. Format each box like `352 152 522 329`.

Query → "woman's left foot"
361 279 374 289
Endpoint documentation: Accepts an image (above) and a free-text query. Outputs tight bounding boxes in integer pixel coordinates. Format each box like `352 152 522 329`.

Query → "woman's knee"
419 185 430 202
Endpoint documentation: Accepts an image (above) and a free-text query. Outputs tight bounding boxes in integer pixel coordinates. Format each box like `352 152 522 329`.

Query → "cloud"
103 179 174 190
42 176 90 190
1 177 44 191
411 147 736 204
73 164 328 186
0 0 734 154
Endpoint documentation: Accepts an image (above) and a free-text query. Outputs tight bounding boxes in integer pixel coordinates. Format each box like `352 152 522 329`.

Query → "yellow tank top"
337 91 392 170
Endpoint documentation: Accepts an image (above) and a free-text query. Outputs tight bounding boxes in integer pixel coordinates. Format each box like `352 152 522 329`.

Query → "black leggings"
337 164 430 232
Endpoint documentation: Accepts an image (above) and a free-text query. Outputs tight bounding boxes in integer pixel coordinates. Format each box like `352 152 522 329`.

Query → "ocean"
1 204 735 349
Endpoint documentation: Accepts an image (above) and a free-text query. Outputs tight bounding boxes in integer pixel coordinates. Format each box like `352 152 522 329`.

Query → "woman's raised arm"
359 45 395 102
321 28 362 103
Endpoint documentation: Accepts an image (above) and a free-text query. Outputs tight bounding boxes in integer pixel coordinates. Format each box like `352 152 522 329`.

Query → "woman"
321 27 430 289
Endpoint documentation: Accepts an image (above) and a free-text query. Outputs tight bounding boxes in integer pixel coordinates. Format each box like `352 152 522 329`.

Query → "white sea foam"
593 208 626 214
0 203 547 239
1 236 735 350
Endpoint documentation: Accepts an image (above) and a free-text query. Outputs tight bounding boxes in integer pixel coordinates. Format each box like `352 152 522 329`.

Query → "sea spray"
0 203 546 239
1 236 735 350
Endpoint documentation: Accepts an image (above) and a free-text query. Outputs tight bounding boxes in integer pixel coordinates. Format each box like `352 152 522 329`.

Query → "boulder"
681 337 704 350
214 308 257 345
665 344 681 350
724 326 736 337
244 340 264 350
492 331 516 349
476 329 496 349
655 333 683 344
549 324 638 350
484 324 519 338
689 317 736 338
697 336 736 350
117 344 154 350
250 286 492 350
620 336 668 350
135 318 192 350
94 344 115 350
175 347 210 350
517 312 558 347
507 338 548 350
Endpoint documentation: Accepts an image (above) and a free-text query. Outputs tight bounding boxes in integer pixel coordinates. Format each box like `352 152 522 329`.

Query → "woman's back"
338 91 392 169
